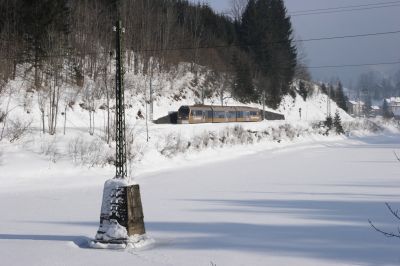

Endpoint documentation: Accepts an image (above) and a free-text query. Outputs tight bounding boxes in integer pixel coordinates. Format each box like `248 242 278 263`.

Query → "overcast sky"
191 0 400 87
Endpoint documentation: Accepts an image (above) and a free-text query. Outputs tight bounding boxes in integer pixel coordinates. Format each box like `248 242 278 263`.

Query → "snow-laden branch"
394 151 400 162
369 203 400 238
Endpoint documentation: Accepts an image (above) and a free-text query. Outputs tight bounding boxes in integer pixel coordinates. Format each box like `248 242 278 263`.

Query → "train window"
192 110 203 116
250 111 258 116
237 111 243 118
207 111 213 118
228 111 236 118
214 111 226 118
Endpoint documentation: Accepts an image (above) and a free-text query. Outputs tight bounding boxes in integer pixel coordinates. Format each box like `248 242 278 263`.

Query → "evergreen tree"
239 0 297 107
299 80 308 101
321 83 328 94
333 111 344 134
334 82 348 112
365 95 372 116
239 0 258 52
382 99 394 118
268 0 297 94
18 0 70 87
324 115 333 135
231 54 256 103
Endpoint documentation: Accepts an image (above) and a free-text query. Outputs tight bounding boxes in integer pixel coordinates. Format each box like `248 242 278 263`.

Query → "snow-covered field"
1 130 400 266
1 70 399 265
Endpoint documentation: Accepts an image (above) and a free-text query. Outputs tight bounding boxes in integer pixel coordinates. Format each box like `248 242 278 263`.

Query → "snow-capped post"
91 20 148 249
262 90 266 120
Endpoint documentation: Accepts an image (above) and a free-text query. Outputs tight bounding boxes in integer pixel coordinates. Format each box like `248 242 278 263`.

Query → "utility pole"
115 20 127 178
145 76 149 142
149 64 154 122
262 90 266 121
327 85 331 117
93 20 147 248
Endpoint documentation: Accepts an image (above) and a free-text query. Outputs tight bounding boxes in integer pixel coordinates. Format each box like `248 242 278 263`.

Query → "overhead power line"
291 3 400 17
126 29 400 53
3 27 399 49
308 61 400 69
182 60 400 73
0 28 399 59
220 1 400 17
291 0 400 14
297 29 400 42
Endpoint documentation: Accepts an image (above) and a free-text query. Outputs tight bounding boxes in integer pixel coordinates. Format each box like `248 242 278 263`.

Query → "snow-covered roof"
385 97 400 104
348 100 364 105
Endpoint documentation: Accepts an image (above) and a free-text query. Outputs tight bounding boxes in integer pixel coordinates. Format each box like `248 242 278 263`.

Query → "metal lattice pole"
93 20 146 247
115 20 127 179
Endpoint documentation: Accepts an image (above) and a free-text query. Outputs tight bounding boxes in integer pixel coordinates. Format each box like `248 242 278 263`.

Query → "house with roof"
347 100 365 117
370 105 381 117
384 97 400 119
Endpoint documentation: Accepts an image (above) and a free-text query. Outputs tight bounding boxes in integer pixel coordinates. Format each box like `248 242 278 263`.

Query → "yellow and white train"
177 105 262 124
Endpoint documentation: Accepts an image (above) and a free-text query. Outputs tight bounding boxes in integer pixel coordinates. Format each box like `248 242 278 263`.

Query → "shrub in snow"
232 125 248 144
8 118 32 142
40 137 60 163
215 125 255 146
126 137 146 177
155 124 325 158
279 124 297 140
271 126 283 142
343 119 383 134
372 118 400 132
191 134 206 150
158 133 189 157
68 136 113 167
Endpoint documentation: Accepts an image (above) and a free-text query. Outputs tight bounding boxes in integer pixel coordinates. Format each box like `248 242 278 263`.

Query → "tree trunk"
89 110 93 135
41 110 45 134
64 105 67 135
149 69 153 122
54 86 60 134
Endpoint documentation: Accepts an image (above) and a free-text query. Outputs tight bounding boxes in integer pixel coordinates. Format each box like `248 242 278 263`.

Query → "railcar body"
177 105 262 124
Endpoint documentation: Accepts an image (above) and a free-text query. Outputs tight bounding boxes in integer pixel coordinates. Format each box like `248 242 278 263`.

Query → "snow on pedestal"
91 177 154 249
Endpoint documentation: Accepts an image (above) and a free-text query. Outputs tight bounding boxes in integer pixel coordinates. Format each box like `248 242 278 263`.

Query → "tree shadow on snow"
9 198 400 264
145 198 400 266
0 234 91 248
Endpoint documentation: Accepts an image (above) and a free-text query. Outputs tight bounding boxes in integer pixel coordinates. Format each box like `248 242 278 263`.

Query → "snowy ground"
1 131 400 266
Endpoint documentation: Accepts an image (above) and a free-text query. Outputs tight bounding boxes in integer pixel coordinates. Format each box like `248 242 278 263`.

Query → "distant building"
370 105 381 117
384 97 400 119
347 100 365 117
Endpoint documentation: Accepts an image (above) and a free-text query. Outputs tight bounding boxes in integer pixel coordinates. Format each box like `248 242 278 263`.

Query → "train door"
191 110 204 123
245 111 250 121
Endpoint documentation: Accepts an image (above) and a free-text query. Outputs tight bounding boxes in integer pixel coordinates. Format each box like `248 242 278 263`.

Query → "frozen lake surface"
1 134 400 265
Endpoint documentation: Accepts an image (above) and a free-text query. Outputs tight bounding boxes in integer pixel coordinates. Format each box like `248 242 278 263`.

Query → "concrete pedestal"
94 181 146 244
125 185 146 236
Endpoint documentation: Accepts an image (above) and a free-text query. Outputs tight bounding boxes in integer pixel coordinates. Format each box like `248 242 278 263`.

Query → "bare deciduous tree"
294 37 311 81
0 86 13 140
230 0 248 22
62 89 79 135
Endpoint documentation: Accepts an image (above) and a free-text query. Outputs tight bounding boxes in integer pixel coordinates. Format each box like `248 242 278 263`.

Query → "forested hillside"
0 0 297 108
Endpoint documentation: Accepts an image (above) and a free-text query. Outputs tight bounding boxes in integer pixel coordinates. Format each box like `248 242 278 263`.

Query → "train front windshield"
178 106 190 120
